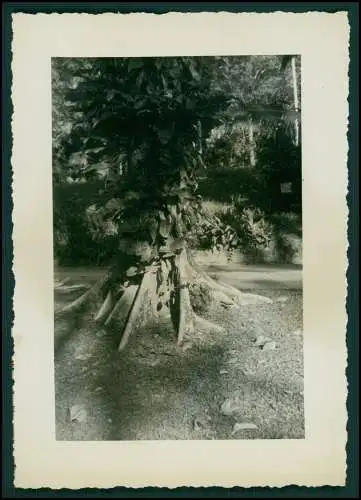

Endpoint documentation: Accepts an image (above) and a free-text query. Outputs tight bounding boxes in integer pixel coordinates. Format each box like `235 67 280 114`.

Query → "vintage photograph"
52 55 304 441
9 7 351 488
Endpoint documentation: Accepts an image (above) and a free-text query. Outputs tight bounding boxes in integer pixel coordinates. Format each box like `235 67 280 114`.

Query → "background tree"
281 55 301 146
204 55 301 168
53 56 272 352
198 55 302 263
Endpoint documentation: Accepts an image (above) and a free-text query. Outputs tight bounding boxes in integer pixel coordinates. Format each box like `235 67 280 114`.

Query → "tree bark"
291 56 300 147
197 120 203 156
126 138 133 175
55 248 273 352
248 118 256 167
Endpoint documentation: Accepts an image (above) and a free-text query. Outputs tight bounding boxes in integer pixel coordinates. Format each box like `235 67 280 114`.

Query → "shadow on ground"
54 282 304 441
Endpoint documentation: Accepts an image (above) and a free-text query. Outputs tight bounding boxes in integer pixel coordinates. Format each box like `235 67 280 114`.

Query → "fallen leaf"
69 404 87 423
254 335 272 347
193 418 205 431
181 341 193 352
95 386 103 392
220 398 242 416
232 422 258 434
206 430 217 440
219 369 228 375
262 341 277 351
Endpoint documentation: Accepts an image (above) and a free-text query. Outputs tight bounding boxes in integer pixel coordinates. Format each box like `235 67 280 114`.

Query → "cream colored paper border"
12 11 349 489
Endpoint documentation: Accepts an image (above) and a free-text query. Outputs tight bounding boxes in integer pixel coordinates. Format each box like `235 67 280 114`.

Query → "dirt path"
55 262 303 291
54 270 304 441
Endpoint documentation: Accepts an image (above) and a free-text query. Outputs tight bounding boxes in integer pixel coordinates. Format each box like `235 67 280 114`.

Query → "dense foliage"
54 58 233 267
53 55 301 267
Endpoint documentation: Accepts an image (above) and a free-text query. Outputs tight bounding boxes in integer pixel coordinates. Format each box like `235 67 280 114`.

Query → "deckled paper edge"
11 11 349 489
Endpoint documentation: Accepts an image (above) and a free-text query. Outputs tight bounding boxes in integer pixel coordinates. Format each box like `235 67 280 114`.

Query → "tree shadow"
60 311 228 441
54 310 84 357
54 305 304 441
103 333 227 440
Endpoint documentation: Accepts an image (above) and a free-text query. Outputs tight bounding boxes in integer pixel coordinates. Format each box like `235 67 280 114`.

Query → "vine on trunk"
53 57 273 352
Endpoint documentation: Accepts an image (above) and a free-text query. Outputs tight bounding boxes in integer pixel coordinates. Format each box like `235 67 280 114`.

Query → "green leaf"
134 98 148 110
189 63 201 81
106 89 117 102
118 221 136 234
161 75 168 90
185 98 195 110
85 146 105 155
125 266 138 277
159 219 170 238
128 59 144 72
157 128 173 145
149 222 158 243
105 198 124 212
136 71 145 88
125 191 141 201
168 205 178 220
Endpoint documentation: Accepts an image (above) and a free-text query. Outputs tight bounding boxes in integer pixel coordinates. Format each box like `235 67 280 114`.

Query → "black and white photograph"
52 54 304 441
11 10 349 489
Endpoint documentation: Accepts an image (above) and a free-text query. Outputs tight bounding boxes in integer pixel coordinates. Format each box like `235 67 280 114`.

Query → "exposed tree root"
54 248 272 352
193 314 225 334
168 249 227 346
118 272 156 352
175 250 196 345
183 256 237 308
104 285 138 331
206 273 272 306
54 283 90 294
187 252 273 305
54 277 70 289
94 290 114 323
56 272 111 316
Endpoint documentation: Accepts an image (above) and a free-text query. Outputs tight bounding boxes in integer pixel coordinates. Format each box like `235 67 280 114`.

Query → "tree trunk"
291 56 300 147
197 120 203 156
249 118 256 167
126 138 133 175
55 247 273 352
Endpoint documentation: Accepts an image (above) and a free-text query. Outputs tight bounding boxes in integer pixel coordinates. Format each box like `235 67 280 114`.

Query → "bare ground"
54 265 304 441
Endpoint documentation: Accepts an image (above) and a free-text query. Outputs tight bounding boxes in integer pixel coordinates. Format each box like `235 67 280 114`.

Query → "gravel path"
54 273 304 441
